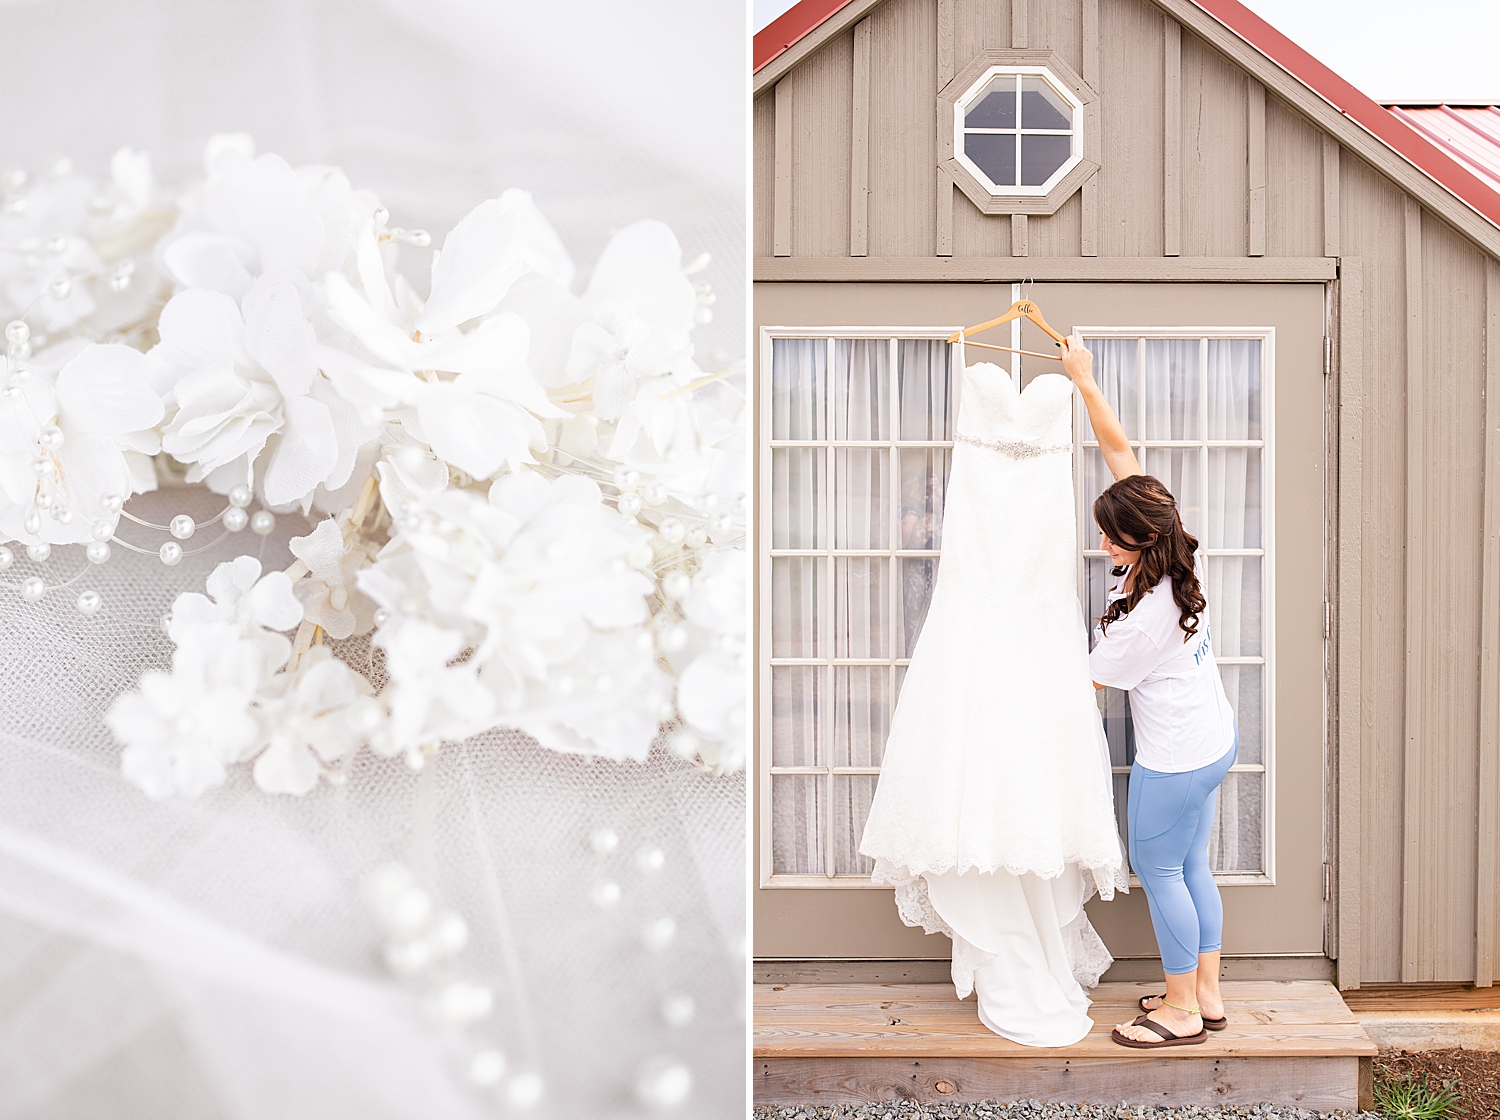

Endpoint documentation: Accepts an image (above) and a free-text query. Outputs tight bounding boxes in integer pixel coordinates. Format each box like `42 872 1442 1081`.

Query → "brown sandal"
1111 1014 1208 1048
1137 994 1227 1031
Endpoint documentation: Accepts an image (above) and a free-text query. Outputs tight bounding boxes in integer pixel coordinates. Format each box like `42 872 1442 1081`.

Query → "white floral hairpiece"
1 133 745 798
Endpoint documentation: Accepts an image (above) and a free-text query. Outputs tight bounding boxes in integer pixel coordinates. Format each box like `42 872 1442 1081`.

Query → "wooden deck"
755 981 1378 1110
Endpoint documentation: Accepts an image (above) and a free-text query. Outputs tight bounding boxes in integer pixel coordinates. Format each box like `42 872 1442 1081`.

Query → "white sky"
753 0 1500 102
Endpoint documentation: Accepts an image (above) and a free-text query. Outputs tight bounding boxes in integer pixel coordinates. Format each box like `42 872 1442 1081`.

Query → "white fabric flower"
109 623 269 798
0 340 163 545
168 555 303 674
251 647 376 795
289 518 376 639
376 619 495 753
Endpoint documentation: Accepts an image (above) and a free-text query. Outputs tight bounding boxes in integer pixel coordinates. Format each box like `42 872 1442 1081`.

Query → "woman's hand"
1060 336 1094 386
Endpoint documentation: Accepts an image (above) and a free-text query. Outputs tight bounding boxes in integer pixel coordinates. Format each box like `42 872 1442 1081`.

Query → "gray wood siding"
754 0 1500 986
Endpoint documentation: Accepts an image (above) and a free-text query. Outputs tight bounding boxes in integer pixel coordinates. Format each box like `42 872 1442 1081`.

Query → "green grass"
1374 1071 1467 1120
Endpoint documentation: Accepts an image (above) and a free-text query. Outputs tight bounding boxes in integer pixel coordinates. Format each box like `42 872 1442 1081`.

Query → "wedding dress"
859 360 1126 1048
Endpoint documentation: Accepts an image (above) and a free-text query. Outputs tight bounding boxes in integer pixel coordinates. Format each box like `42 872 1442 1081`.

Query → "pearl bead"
429 913 468 954
90 517 114 542
657 518 685 545
383 939 432 976
404 748 425 771
169 514 195 540
0 546 11 571
642 916 677 950
5 320 27 344
47 236 67 254
327 585 348 611
428 981 493 1026
667 729 699 760
686 527 708 549
158 541 182 565
504 1072 544 1109
35 490 52 509
711 513 733 532
468 1049 507 1088
634 1058 691 1109
661 571 690 600
10 365 28 386
590 829 619 855
26 542 49 563
643 481 668 505
657 626 688 652
227 485 252 508
617 493 642 517
627 542 655 569
86 541 110 564
160 613 173 633
20 577 44 602
590 882 621 909
48 278 70 300
9 339 30 361
661 992 695 1027
1 385 19 399
637 847 665 874
372 206 389 227
99 492 122 513
76 590 101 615
373 607 390 627
250 510 275 535
222 506 248 532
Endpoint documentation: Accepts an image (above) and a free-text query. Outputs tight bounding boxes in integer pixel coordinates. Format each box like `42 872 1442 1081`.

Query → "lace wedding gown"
859 361 1126 1048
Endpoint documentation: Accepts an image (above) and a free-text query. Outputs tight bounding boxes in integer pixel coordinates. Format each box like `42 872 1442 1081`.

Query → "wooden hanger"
947 298 1068 361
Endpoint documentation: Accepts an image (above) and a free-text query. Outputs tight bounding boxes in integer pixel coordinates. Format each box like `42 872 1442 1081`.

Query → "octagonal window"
955 67 1082 196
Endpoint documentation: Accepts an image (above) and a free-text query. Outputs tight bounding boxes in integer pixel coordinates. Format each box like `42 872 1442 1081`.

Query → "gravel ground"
753 1104 1382 1120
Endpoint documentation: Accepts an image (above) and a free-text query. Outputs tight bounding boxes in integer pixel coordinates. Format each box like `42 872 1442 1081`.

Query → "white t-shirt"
1088 558 1237 773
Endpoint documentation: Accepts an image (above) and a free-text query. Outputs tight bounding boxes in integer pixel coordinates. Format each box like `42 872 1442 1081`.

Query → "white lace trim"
953 431 1072 459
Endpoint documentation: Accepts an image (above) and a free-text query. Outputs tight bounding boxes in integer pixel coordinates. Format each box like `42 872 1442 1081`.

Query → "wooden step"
755 980 1378 1110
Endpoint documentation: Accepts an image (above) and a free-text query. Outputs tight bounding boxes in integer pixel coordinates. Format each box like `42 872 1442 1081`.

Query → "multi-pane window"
1077 330 1274 882
955 67 1082 194
761 328 1273 886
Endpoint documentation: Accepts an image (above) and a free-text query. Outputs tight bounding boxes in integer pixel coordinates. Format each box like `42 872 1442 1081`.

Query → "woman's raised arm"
1060 336 1143 482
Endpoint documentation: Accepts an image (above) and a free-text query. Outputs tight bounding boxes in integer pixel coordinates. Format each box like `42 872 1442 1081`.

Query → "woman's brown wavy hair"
1093 473 1205 640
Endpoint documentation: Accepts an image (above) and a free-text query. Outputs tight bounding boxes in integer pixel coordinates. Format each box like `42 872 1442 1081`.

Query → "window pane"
1081 446 1113 518
1207 338 1262 441
771 774 826 875
898 339 953 440
1140 447 1202 538
771 448 824 549
1112 772 1131 850
771 338 826 440
1205 555 1263 657
771 556 822 657
1086 339 1139 441
835 557 891 658
834 776 880 875
833 339 891 440
1143 339 1201 441
899 448 950 549
899 556 940 657
832 667 890 766
964 78 1016 128
1218 664 1263 764
965 133 1016 187
1208 771 1263 873
1021 75 1072 129
1019 134 1071 186
833 449 890 548
771 666 823 766
1206 448 1262 548
894 664 908 703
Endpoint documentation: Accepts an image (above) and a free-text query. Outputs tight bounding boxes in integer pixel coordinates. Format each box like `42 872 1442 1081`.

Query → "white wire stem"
119 504 230 532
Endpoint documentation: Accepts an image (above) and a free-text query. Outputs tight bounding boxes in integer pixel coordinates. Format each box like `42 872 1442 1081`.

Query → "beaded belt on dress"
953 432 1072 459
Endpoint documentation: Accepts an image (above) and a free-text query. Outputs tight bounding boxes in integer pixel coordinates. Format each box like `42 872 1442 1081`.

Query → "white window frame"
1074 326 1277 887
758 325 1276 889
953 65 1084 197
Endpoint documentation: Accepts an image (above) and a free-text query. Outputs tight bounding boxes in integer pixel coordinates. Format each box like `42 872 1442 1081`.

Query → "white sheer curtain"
768 338 950 879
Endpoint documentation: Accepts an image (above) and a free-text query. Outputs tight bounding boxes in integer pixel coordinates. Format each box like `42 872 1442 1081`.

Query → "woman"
1061 337 1239 1049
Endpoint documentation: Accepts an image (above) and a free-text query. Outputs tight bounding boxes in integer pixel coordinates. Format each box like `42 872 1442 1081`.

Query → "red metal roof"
753 0 1500 232
1385 106 1500 196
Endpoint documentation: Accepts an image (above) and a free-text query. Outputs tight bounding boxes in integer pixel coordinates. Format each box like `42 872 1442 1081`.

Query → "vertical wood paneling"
1011 213 1029 256
1337 257 1365 988
868 0 936 256
1341 155 1408 983
937 0 955 257
954 0 1010 74
1012 0 1028 47
754 93 776 258
1247 79 1266 257
1163 16 1181 256
1081 0 1099 256
1324 135 1342 258
851 19 872 257
788 31 854 257
1479 257 1500 988
774 79 792 256
1263 97 1323 257
1401 194 1425 981
1028 189 1083 257
1034 0 1081 72
1097 0 1164 256
1179 31 1248 257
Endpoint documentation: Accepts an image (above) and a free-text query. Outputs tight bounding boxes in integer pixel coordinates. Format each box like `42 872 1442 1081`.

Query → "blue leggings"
1127 735 1238 975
